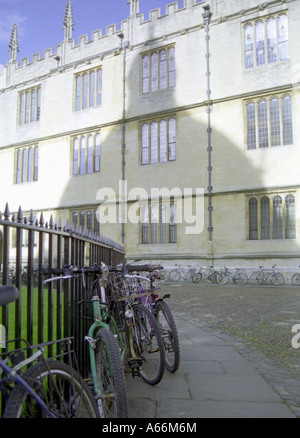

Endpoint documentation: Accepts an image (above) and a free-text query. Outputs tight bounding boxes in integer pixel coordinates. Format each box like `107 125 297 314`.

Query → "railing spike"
49 215 54 229
58 218 62 231
39 212 45 227
17 206 23 223
29 209 35 226
4 203 10 220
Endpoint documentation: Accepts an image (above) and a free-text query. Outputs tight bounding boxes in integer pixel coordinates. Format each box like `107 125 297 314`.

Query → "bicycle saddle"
0 286 19 307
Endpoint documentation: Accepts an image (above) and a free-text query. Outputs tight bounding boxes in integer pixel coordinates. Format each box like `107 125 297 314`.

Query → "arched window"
270 98 281 146
142 124 149 165
150 122 158 164
273 196 283 239
246 102 256 150
244 24 254 69
286 195 296 239
87 135 93 173
282 95 293 145
95 133 100 172
80 137 86 174
249 198 258 240
261 197 270 239
73 138 79 175
255 21 265 66
267 18 277 63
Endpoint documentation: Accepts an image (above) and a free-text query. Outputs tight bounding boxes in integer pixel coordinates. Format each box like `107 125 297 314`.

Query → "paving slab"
126 314 296 418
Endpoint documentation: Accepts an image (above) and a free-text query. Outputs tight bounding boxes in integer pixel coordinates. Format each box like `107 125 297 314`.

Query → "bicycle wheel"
95 328 128 418
217 272 229 285
270 272 285 286
292 273 300 286
155 300 180 373
234 272 248 285
192 273 202 283
250 272 264 285
3 360 99 418
185 269 196 282
129 304 165 385
159 270 168 282
169 270 181 282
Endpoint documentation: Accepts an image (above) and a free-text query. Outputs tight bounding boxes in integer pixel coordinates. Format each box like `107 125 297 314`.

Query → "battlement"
0 0 206 86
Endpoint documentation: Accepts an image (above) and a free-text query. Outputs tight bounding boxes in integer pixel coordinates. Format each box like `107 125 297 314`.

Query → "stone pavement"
126 283 300 418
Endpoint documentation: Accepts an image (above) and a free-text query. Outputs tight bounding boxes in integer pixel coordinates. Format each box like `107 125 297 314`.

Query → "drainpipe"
202 5 213 243
118 33 128 246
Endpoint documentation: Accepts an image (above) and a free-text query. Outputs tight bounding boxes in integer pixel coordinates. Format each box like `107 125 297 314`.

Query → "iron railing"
0 203 124 376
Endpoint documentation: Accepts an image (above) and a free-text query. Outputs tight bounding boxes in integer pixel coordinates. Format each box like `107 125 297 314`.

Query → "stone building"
0 0 299 273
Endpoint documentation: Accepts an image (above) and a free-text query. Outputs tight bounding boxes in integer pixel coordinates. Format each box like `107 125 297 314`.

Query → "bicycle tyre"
234 272 248 285
270 272 285 286
292 273 300 286
192 273 202 283
169 270 181 282
3 360 99 418
95 328 128 418
185 269 196 282
129 304 165 385
250 272 264 285
217 273 229 285
155 300 180 373
159 270 168 282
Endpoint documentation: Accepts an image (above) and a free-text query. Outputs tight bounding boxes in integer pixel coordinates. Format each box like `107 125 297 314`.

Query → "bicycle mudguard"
0 286 19 307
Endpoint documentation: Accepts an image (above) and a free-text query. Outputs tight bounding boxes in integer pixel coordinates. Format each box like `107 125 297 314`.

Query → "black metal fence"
0 202 124 376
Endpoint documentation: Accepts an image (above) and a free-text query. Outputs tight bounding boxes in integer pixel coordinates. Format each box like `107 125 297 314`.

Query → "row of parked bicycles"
0 261 179 418
160 263 300 287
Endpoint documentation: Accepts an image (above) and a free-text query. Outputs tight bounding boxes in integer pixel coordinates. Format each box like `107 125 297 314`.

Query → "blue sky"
0 0 185 67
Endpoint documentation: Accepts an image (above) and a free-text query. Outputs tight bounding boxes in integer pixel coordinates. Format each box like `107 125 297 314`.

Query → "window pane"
151 53 158 92
244 24 254 69
82 74 88 109
169 204 177 243
267 18 277 63
160 205 167 244
286 195 296 239
22 149 27 183
89 71 95 108
19 93 24 125
87 135 93 173
150 122 158 164
160 50 167 90
256 21 265 66
168 47 176 87
80 137 86 174
249 198 258 240
258 100 268 147
31 90 36 123
142 124 149 165
28 148 33 182
151 205 159 243
16 150 21 183
278 14 289 61
34 147 39 181
96 69 102 106
168 118 176 160
142 56 149 94
87 211 92 231
75 76 81 111
160 120 167 162
73 138 79 175
282 95 293 145
94 133 100 172
142 206 149 244
36 88 41 121
246 102 256 150
270 98 281 146
25 92 30 124
261 197 270 239
94 211 100 234
273 196 283 239
80 212 85 231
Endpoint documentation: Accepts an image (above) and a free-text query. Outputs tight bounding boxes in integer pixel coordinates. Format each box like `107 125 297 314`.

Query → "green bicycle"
45 264 128 418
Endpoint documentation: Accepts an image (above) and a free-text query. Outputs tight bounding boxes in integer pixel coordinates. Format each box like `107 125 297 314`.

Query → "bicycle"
250 264 285 286
106 265 166 385
122 262 180 373
217 266 248 285
45 264 128 418
168 264 198 283
191 265 219 284
0 285 99 418
291 266 300 286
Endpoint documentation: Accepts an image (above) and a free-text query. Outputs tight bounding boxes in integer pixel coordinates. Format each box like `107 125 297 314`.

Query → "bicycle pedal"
128 358 143 378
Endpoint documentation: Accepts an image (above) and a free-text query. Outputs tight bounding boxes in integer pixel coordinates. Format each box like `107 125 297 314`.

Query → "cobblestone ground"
160 281 300 382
